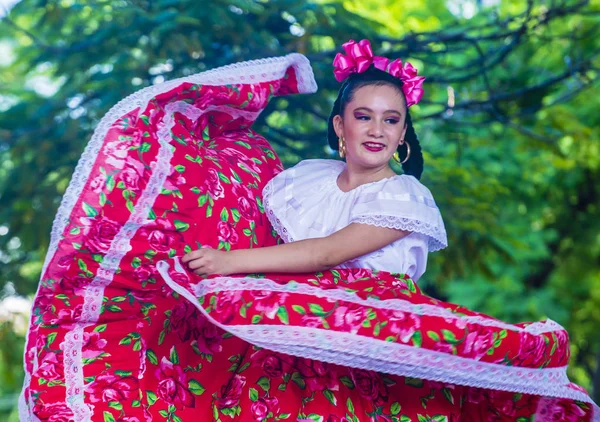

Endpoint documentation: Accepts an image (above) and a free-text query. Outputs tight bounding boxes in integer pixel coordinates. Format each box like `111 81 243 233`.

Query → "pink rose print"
33 402 74 422
59 274 87 296
251 290 288 319
36 353 64 382
386 310 421 342
218 374 246 409
104 139 133 169
80 215 121 254
204 168 224 200
217 221 239 245
81 331 108 360
232 182 258 221
296 359 338 392
155 357 195 409
538 398 587 422
251 397 279 421
460 326 496 360
88 373 139 403
211 290 243 324
120 160 144 194
194 317 223 355
139 218 183 253
170 301 202 342
333 303 366 334
250 349 291 379
513 333 548 368
350 368 384 401
89 173 107 193
133 263 158 284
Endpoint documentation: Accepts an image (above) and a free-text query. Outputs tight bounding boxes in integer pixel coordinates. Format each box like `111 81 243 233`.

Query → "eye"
354 114 370 121
386 118 400 124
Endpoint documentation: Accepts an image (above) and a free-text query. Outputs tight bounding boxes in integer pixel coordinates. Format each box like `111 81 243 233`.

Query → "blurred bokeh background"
1 0 599 419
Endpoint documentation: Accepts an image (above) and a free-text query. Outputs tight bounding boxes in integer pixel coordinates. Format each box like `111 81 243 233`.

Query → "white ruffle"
262 159 447 281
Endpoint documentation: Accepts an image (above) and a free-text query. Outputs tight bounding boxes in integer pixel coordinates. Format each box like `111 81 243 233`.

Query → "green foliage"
1 0 599 415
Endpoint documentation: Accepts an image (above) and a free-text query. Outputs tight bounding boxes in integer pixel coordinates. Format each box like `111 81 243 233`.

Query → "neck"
337 161 396 192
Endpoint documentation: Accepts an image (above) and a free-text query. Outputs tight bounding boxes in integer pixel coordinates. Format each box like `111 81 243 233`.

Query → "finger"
182 250 203 263
186 258 206 271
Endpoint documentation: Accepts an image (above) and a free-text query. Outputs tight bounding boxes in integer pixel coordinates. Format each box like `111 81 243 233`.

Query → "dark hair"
327 66 424 179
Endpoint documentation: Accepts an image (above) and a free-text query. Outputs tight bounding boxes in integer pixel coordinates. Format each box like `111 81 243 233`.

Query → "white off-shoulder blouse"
262 159 447 282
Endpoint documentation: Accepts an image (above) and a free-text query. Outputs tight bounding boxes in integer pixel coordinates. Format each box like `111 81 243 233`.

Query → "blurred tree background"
1 0 599 419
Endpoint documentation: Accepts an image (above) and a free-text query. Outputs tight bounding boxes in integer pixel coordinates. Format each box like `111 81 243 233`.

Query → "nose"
368 119 383 138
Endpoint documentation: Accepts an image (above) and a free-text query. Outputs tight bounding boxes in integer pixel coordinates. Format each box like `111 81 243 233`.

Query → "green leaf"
427 331 440 342
174 220 190 232
94 324 107 333
249 387 259 401
140 142 151 152
188 379 206 395
170 346 180 364
442 387 454 405
404 377 424 388
441 329 457 343
390 402 401 415
308 303 326 316
114 370 132 377
251 375 268 392
231 208 241 222
83 202 98 217
103 411 116 422
108 401 122 410
220 208 229 222
346 397 355 413
291 305 306 315
218 172 231 184
323 388 336 406
411 331 423 347
339 376 355 389
277 306 289 325
146 349 158 365
147 390 158 406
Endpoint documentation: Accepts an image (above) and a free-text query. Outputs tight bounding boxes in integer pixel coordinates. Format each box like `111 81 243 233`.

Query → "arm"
181 223 409 276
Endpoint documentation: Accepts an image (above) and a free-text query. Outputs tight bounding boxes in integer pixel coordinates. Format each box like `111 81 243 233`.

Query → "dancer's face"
334 84 407 171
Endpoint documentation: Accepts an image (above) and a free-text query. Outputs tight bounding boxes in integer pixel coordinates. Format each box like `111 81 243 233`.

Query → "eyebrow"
353 107 402 116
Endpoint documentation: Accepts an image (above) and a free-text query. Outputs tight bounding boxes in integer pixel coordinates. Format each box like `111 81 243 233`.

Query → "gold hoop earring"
392 141 411 164
338 136 346 158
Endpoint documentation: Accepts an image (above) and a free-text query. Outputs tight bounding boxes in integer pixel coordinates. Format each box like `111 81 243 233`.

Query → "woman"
21 41 597 421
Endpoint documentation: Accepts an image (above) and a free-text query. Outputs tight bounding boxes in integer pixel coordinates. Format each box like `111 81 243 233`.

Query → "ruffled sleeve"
262 159 345 243
350 175 448 251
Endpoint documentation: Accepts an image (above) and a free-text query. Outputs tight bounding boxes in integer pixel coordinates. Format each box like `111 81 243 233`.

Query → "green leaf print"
170 346 180 364
276 306 289 325
220 208 229 222
256 376 270 392
174 220 190 232
188 379 205 395
82 202 98 217
103 411 116 422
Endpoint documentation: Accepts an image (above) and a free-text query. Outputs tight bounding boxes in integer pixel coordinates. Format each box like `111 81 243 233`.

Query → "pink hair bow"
332 39 426 107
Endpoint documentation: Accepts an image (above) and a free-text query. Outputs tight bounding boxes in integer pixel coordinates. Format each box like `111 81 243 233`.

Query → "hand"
181 248 233 277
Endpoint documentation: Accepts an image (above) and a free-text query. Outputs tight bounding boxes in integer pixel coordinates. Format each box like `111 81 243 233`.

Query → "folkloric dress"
20 54 599 422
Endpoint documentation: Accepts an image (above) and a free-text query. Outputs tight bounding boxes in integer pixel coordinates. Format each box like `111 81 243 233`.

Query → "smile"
362 142 386 152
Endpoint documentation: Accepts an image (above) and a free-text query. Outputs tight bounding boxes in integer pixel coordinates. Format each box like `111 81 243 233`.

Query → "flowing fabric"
20 54 599 422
